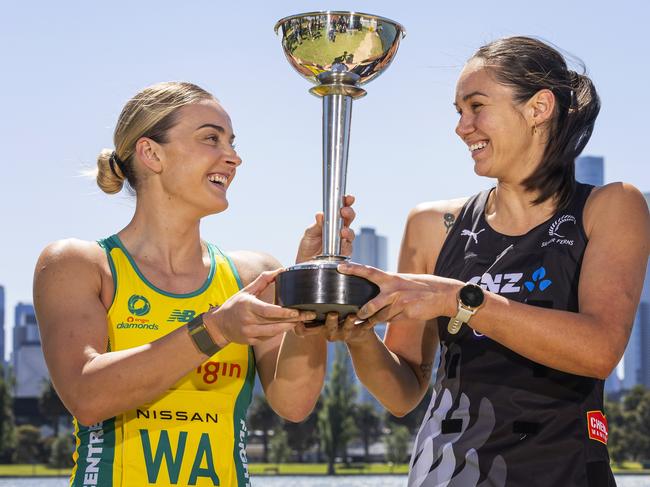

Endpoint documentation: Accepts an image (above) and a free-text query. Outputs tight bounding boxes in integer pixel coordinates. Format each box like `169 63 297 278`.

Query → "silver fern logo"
548 215 576 238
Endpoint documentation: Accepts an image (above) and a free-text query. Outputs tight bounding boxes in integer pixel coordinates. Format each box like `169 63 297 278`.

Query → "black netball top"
407 183 616 487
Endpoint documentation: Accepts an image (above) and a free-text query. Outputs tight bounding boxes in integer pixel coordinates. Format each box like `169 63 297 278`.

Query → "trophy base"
275 258 379 326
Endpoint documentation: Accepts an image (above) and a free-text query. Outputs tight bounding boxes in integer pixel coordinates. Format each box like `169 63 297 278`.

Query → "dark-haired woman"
332 37 649 486
33 81 354 486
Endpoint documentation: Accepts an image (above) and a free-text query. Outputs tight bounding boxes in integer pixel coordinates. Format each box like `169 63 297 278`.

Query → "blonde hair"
96 81 215 194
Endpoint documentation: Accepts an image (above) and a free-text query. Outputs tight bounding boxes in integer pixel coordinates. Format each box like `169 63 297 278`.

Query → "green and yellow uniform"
70 235 254 487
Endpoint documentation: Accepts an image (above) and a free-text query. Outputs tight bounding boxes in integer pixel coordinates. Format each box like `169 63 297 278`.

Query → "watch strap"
447 305 476 335
187 312 221 357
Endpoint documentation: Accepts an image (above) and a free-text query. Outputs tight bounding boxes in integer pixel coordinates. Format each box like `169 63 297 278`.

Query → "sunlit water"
0 475 648 486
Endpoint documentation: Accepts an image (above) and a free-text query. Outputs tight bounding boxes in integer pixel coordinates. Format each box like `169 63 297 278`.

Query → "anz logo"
469 267 553 295
468 273 523 294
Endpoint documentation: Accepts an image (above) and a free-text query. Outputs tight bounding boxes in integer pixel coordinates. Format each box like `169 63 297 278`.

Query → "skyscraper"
12 303 49 400
330 226 388 408
575 155 604 186
615 192 650 392
0 285 5 367
352 227 388 271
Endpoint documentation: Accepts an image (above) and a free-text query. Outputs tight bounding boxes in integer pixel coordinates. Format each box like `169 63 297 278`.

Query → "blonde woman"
34 81 354 486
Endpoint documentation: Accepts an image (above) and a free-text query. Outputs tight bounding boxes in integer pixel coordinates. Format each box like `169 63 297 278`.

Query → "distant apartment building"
0 285 5 368
12 302 49 424
575 155 604 187
330 227 388 408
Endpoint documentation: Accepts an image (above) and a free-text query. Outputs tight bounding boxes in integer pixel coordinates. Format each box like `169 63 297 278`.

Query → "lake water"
0 475 647 486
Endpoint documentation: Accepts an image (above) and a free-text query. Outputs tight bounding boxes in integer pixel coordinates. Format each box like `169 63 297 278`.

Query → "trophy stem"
322 93 353 258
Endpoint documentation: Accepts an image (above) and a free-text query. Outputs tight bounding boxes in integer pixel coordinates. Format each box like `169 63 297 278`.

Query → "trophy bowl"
274 12 404 324
274 11 405 95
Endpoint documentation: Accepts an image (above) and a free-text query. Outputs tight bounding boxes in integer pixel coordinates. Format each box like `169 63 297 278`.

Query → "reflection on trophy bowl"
275 260 380 326
274 11 405 91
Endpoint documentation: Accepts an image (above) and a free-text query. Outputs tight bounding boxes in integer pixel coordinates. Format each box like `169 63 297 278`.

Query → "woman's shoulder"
225 250 282 286
34 238 108 295
37 238 106 269
406 197 471 232
584 182 649 236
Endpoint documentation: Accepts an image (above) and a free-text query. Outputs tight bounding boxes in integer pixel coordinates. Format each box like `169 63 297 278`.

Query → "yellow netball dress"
70 235 255 487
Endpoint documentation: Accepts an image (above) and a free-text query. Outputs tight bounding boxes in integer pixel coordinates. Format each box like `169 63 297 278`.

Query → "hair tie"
109 151 126 179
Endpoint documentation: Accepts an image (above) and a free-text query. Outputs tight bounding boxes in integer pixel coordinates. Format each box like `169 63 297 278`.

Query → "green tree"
49 434 74 468
318 344 358 475
269 428 291 465
39 380 69 437
13 425 41 464
384 425 411 470
247 394 279 463
354 402 381 462
0 367 15 461
284 399 320 462
605 399 626 465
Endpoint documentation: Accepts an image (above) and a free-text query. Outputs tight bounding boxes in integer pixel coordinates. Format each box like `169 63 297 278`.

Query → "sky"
1 1 649 361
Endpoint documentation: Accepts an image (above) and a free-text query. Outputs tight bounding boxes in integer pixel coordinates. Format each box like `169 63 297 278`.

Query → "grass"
0 462 646 477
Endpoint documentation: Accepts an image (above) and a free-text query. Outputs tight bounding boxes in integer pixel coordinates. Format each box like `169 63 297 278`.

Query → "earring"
532 124 537 135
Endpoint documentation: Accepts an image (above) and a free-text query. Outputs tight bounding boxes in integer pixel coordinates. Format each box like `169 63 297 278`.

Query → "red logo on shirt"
587 410 608 444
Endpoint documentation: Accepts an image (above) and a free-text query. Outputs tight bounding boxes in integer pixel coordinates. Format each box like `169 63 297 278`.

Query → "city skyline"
2 1 650 360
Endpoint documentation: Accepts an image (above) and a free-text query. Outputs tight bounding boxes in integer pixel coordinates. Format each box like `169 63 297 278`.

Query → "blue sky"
1 1 649 360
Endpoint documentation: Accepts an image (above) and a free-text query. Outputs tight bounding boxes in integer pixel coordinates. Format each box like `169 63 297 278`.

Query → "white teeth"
208 174 227 185
469 141 488 152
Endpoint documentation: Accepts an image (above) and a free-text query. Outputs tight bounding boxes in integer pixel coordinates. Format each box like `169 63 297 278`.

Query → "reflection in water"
0 475 647 486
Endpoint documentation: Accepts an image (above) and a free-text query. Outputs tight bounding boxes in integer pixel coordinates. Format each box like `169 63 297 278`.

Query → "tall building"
352 227 388 271
613 192 650 392
12 303 49 407
0 285 5 367
575 155 604 186
328 226 388 409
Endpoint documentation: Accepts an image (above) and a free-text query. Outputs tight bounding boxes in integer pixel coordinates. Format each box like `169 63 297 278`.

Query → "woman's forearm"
347 331 427 417
265 332 327 422
470 292 627 379
64 325 207 426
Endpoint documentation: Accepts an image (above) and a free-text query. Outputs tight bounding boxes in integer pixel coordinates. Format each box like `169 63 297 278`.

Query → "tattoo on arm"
419 362 433 379
443 213 455 233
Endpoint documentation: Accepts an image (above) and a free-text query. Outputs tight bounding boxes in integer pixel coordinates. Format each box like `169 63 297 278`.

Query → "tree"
247 394 279 463
13 425 41 464
354 403 382 462
0 366 15 462
384 425 411 470
604 399 626 465
318 344 358 474
39 380 69 437
49 434 74 468
284 398 320 462
269 428 291 465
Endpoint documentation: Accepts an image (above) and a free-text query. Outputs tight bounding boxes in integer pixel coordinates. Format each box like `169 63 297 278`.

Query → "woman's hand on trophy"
292 312 375 343
203 269 316 346
337 263 459 325
295 195 356 264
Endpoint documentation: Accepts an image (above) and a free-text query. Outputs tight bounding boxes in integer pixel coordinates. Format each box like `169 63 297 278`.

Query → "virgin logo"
587 411 608 444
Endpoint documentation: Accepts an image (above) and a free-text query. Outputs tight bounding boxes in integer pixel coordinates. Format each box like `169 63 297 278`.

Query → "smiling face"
454 58 541 182
148 99 242 217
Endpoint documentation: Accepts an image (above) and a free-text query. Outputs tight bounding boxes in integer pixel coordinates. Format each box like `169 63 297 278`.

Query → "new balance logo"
468 272 523 294
461 228 485 244
167 309 196 323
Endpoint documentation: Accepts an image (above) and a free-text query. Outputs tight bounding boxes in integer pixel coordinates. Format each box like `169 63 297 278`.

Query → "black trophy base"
275 260 379 326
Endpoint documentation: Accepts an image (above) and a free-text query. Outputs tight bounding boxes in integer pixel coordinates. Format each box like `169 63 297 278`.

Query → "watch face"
460 284 484 308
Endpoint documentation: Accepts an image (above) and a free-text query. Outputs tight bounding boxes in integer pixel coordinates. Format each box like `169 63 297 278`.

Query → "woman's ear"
134 137 163 174
528 88 556 127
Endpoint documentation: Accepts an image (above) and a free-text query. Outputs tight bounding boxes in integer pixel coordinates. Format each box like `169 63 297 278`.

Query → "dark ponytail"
473 37 601 209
